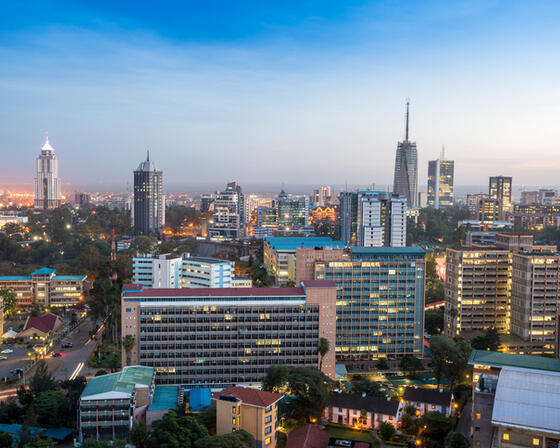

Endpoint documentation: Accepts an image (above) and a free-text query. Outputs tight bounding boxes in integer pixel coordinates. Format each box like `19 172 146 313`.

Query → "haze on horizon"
1 0 560 191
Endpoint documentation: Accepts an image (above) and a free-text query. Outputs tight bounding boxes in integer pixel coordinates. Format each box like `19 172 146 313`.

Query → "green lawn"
326 424 379 447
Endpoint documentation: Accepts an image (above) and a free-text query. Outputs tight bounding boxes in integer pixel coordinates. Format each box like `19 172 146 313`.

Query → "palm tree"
123 335 136 366
317 337 330 371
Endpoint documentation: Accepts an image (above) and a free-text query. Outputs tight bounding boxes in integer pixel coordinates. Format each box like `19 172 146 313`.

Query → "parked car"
61 342 73 348
1 349 13 354
50 352 62 358
0 356 7 361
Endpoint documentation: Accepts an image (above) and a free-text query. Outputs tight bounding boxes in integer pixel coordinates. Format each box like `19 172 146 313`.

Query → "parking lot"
0 345 33 381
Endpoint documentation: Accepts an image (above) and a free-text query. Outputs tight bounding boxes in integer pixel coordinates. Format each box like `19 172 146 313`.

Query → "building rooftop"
327 392 400 416
149 386 179 411
0 276 32 281
469 350 560 372
53 275 86 280
81 366 154 400
32 267 56 275
123 285 307 298
183 255 233 265
264 236 345 251
300 280 337 288
492 368 560 436
214 386 283 408
403 387 453 407
23 313 61 334
350 246 425 256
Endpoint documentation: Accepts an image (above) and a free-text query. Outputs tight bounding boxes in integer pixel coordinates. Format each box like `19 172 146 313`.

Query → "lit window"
265 438 271 445
232 418 236 425
503 434 509 441
476 413 481 419
533 439 540 446
232 406 236 414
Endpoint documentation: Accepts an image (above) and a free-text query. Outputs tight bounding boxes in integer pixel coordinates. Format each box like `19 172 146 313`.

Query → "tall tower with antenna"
34 133 61 209
392 99 418 207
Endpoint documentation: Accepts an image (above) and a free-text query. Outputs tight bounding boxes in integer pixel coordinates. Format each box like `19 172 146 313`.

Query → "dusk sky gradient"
1 0 560 191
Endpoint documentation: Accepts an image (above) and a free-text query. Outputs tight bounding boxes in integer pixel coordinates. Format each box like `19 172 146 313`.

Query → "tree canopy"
471 327 501 351
429 335 472 388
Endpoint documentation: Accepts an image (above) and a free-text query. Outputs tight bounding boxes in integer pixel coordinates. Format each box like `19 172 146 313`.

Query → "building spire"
441 144 445 160
405 98 410 141
41 132 55 152
147 149 150 162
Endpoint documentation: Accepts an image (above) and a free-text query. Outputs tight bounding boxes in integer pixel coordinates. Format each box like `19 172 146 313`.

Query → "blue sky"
1 0 560 191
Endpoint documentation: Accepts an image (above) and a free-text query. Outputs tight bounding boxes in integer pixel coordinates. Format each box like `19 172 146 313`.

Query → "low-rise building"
18 313 63 343
78 366 155 442
214 386 283 448
402 387 454 417
146 385 179 426
0 268 86 310
324 391 401 430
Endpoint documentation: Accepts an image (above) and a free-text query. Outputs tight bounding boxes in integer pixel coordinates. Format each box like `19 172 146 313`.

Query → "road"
457 402 472 438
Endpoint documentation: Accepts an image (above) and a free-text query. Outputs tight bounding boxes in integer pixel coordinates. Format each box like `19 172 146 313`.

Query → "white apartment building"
357 191 407 247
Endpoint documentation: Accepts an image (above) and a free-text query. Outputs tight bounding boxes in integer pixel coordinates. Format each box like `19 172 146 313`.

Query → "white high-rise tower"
34 134 61 209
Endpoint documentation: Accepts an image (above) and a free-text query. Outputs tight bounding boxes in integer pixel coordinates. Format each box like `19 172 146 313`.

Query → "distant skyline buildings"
427 150 454 209
34 134 61 209
133 151 164 235
393 100 418 208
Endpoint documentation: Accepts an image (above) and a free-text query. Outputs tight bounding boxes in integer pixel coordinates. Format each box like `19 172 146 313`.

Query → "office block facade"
208 182 245 239
393 100 418 208
296 246 425 367
34 135 61 209
121 281 337 388
133 152 164 235
444 248 512 336
427 159 454 209
489 176 513 213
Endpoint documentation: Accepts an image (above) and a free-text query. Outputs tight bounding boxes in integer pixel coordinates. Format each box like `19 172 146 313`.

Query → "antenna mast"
405 98 410 141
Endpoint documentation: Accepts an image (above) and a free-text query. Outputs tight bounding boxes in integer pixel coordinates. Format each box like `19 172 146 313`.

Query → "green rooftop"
82 366 154 398
469 350 560 372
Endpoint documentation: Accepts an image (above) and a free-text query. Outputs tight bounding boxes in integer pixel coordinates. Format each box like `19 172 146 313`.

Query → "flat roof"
81 366 154 398
469 350 560 372
350 246 425 255
53 275 86 280
184 256 232 264
123 286 307 298
265 236 345 251
492 368 560 435
0 276 31 281
149 386 179 411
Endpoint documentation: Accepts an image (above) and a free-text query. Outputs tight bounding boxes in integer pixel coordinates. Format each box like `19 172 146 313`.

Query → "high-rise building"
277 190 310 228
133 152 164 236
208 181 244 239
477 197 503 222
393 100 418 208
339 190 407 247
34 134 61 209
427 150 454 209
489 176 512 213
296 246 425 367
312 186 332 207
121 281 337 387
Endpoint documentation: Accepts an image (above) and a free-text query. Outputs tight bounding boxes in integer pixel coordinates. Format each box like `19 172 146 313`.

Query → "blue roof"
0 424 72 443
32 268 56 275
53 275 86 280
149 385 179 411
189 388 212 412
265 237 345 251
0 276 31 281
350 246 425 256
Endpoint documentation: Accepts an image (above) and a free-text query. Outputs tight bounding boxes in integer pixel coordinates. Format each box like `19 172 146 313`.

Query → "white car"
0 356 7 361
1 349 13 354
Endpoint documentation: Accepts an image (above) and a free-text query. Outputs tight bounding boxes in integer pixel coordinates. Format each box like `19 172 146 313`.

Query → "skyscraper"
489 176 512 212
34 134 61 209
208 181 244 239
393 99 418 207
339 190 407 247
427 148 454 209
133 151 164 236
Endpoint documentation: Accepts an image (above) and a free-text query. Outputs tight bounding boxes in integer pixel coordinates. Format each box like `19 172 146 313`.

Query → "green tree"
0 432 13 448
317 337 330 371
425 310 444 335
429 335 471 388
444 431 471 448
131 236 157 255
33 390 65 426
81 439 126 448
378 421 396 441
0 287 17 317
471 327 501 351
399 355 424 377
0 397 23 423
401 413 418 435
17 387 34 410
29 361 57 396
375 358 389 370
148 411 208 448
123 335 136 366
77 245 101 272
420 412 453 444
262 365 291 392
130 420 149 448
350 377 385 397
194 430 254 448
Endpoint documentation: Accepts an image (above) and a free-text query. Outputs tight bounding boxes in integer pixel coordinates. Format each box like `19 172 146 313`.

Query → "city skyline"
1 1 560 189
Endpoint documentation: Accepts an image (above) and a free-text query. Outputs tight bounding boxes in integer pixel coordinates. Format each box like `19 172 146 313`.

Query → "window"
232 418 236 425
431 405 436 409
265 415 272 424
503 434 509 441
265 426 272 435
232 406 236 414
265 405 272 413
265 438 271 445
475 413 481 419
533 439 540 446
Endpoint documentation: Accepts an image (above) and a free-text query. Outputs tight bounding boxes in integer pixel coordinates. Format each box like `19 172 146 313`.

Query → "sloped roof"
32 267 56 275
286 424 330 448
81 366 154 399
149 386 179 411
469 350 560 372
403 387 452 406
327 392 400 416
23 313 60 334
215 386 283 408
492 368 560 435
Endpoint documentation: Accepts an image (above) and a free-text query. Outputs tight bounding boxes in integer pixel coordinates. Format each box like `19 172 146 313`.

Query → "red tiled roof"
300 280 337 288
122 284 143 291
215 386 283 408
286 424 330 448
124 287 306 298
24 313 59 334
